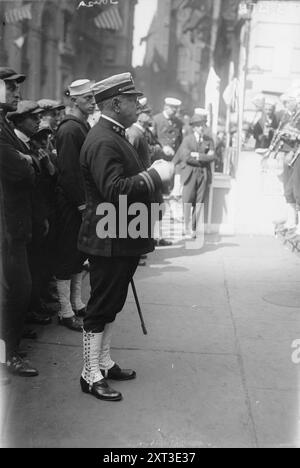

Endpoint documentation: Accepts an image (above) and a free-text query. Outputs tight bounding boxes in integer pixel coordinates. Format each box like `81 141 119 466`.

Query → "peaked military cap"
0 67 26 83
92 73 143 104
165 97 182 107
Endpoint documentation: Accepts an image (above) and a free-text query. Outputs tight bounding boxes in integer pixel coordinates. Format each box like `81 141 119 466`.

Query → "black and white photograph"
0 0 300 450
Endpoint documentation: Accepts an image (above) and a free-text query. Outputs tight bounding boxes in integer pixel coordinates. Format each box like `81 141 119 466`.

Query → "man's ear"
71 96 77 107
111 97 120 113
0 79 6 104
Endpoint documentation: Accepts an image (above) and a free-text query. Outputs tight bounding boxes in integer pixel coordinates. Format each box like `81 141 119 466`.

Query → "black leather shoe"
26 311 52 325
80 377 122 401
58 316 82 332
6 354 39 377
73 307 87 318
101 363 136 381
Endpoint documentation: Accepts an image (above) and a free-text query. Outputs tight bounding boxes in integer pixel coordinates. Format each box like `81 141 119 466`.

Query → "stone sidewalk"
1 235 300 448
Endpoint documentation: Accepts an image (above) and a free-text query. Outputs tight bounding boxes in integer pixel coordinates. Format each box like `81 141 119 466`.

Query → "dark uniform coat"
153 112 183 158
78 117 163 257
56 115 90 208
55 115 90 279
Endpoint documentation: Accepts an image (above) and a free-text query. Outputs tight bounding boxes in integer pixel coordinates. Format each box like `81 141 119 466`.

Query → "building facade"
136 0 242 115
0 0 137 101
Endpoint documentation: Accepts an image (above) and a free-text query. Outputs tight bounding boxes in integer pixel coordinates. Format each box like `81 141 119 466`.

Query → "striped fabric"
94 5 123 31
5 3 32 24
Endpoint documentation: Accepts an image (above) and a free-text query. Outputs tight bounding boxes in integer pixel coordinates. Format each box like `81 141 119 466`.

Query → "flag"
5 3 32 24
14 36 26 49
94 5 123 31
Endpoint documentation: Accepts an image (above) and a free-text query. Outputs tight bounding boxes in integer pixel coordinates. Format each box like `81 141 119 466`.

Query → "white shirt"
14 129 30 149
101 114 125 129
133 122 145 133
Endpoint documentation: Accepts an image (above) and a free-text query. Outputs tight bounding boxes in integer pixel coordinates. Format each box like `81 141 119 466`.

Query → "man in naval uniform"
153 97 183 161
78 73 174 401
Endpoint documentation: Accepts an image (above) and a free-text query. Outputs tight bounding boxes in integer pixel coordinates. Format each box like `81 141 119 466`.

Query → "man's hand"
150 160 174 182
163 145 175 157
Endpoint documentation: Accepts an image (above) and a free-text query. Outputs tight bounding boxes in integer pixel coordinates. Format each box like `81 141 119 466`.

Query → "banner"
5 3 32 24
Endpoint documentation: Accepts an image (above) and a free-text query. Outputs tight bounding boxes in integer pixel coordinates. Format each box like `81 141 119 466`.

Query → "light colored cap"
68 79 95 97
165 97 182 107
194 107 208 117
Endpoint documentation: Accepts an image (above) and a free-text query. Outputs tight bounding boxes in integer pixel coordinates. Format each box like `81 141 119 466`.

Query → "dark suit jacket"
78 117 163 257
56 115 90 208
153 113 183 157
174 133 215 185
0 114 36 243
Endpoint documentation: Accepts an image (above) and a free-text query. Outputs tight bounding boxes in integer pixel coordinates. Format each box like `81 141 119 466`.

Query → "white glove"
163 145 175 157
150 160 174 182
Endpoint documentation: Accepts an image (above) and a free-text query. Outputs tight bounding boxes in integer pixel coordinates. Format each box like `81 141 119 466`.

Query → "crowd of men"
0 67 217 396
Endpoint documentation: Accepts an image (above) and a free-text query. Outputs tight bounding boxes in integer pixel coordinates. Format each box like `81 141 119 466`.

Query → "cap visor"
122 89 144 97
5 74 26 83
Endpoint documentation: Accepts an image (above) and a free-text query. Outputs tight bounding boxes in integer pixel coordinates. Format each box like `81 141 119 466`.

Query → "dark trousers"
182 168 208 232
84 256 140 333
1 240 32 356
28 240 54 312
55 189 86 280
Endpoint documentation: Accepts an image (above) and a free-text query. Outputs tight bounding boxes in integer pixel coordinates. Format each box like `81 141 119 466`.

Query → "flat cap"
165 97 182 107
68 79 95 97
190 113 208 125
0 67 26 83
92 72 143 104
38 99 65 112
7 100 43 121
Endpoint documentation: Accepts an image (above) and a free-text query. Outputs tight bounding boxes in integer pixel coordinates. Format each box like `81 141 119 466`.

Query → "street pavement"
1 233 300 448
